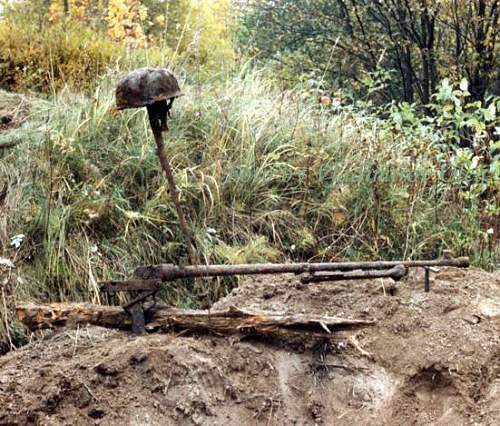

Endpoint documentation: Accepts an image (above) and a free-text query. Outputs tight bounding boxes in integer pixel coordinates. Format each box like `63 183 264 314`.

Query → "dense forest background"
241 1 499 105
0 0 498 348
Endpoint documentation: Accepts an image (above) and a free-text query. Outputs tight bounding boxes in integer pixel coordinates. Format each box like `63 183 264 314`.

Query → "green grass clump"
0 69 498 350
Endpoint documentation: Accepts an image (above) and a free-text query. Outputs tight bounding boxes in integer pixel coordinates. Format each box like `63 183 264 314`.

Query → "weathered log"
16 303 375 339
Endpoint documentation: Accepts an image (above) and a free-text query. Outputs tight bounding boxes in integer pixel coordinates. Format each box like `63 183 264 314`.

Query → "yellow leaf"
333 211 347 226
319 95 332 106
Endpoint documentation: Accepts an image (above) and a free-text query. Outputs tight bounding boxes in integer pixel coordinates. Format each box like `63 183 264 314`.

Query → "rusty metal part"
424 267 430 292
112 67 199 334
424 268 431 293
301 265 407 284
423 266 441 293
101 279 162 293
114 67 198 267
130 256 469 283
101 255 469 334
122 289 161 335
115 67 183 110
126 302 147 335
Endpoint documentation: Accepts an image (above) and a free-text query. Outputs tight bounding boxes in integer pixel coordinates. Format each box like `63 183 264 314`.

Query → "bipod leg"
423 267 440 293
123 289 159 335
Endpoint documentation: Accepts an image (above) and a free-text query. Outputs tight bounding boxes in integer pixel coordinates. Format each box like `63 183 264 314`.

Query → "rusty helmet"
115 67 183 110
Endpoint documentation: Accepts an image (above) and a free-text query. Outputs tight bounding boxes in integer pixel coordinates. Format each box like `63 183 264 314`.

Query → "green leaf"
437 79 453 101
484 102 497 121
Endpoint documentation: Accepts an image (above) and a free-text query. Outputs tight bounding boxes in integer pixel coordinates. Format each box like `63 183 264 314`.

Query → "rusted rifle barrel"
301 264 407 284
134 256 469 282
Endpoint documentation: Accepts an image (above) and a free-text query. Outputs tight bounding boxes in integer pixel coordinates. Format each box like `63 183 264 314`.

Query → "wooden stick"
148 110 199 266
16 303 375 339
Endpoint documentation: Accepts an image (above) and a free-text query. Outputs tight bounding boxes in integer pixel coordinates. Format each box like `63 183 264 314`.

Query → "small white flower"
331 98 342 108
10 234 25 249
206 227 217 235
486 228 494 235
0 258 15 268
290 244 296 251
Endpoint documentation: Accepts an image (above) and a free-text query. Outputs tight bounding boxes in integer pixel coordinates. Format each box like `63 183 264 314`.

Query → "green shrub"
0 20 122 92
0 0 235 93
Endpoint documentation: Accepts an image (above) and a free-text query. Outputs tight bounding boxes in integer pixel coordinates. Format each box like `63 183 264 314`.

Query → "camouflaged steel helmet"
115 67 183 110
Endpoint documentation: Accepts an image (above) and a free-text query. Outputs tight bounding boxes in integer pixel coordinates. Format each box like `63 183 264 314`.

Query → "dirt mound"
0 267 499 425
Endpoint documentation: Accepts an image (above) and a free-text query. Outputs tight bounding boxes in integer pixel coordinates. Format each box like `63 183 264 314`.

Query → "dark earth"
0 266 499 425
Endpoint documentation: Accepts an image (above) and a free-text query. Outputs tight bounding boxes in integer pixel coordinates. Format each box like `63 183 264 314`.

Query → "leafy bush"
389 79 499 212
0 0 235 93
0 20 125 92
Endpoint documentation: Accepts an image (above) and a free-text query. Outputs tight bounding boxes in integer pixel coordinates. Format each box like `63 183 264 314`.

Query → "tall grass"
0 69 497 351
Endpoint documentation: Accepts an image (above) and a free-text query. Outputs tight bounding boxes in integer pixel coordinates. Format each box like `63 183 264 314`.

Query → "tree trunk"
468 0 499 101
401 47 415 102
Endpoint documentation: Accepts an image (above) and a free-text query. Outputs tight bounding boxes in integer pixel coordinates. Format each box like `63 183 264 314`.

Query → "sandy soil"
0 266 499 425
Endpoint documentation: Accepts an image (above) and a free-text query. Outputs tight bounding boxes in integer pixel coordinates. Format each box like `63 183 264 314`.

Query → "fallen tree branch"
16 303 375 340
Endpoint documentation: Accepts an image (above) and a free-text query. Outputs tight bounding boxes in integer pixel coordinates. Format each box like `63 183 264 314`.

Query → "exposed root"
348 333 373 360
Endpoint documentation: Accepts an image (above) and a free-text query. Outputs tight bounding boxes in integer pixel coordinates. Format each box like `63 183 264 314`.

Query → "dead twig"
82 381 99 402
348 333 373 359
